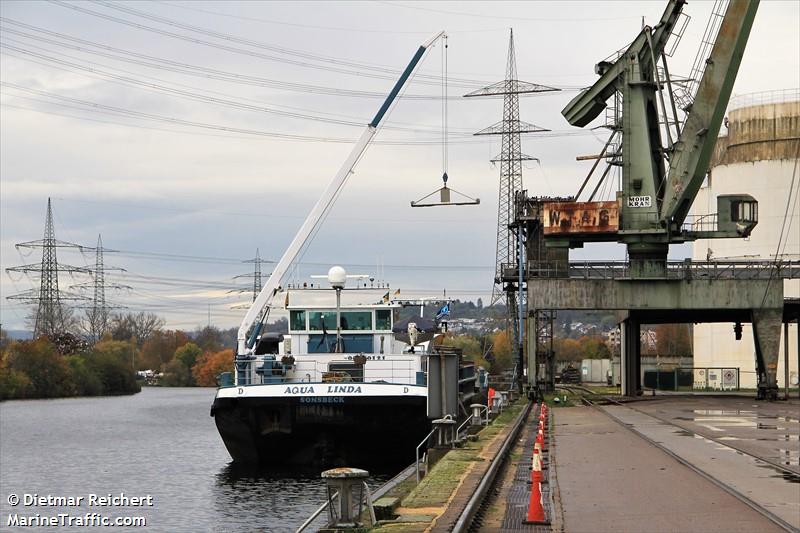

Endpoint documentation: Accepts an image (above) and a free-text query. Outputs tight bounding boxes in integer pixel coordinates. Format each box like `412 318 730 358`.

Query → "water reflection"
212 463 389 532
213 464 328 532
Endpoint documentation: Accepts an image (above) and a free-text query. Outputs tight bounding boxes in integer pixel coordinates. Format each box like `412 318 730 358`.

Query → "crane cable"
441 34 449 181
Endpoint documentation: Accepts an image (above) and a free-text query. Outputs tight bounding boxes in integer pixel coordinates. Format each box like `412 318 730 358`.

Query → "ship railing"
239 357 421 386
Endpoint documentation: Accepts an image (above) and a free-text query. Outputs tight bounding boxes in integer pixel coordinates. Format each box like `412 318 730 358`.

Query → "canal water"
0 387 385 532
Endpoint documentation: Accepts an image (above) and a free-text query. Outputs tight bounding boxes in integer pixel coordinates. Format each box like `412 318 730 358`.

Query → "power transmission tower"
72 235 129 342
231 248 269 307
5 198 91 337
465 29 559 308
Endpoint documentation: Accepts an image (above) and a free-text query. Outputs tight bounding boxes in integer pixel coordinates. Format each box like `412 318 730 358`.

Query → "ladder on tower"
674 0 730 112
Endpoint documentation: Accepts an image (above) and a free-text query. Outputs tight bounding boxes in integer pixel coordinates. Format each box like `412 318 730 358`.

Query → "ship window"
339 311 372 330
309 312 337 331
375 309 392 330
290 310 306 331
308 311 372 330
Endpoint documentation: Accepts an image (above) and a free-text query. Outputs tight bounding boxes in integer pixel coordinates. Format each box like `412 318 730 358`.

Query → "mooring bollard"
499 391 509 407
470 403 486 426
321 467 371 529
491 394 503 414
432 416 457 447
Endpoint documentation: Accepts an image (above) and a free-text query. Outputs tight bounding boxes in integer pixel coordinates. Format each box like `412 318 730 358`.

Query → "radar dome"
327 266 347 288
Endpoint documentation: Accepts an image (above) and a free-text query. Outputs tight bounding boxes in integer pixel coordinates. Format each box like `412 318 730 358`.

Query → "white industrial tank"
690 90 799 389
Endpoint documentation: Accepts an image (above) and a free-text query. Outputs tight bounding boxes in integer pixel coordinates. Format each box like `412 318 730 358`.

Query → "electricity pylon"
464 29 559 307
71 234 129 342
6 198 90 337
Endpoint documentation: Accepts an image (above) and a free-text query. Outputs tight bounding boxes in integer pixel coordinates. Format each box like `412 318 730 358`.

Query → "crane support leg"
752 308 782 401
621 316 642 397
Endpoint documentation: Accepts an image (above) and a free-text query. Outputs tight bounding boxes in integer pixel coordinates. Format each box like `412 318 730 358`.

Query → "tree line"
0 311 288 400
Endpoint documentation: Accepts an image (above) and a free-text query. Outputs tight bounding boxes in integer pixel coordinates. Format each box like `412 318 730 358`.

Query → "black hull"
211 395 431 470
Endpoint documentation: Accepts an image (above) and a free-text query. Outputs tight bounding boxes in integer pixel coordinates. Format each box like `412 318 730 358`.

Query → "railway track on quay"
557 385 800 533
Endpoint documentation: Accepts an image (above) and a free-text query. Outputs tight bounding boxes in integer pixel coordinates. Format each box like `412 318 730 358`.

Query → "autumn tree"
88 339 141 395
554 338 582 362
193 326 223 352
442 334 489 368
139 329 190 371
655 324 693 356
192 349 234 386
109 312 165 346
3 338 75 398
162 342 202 386
489 330 515 372
579 336 612 359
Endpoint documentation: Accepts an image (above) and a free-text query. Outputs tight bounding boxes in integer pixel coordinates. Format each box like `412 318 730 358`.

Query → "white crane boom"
237 31 445 354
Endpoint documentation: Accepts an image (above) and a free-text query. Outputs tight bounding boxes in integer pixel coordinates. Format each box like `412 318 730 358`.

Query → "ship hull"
211 386 430 470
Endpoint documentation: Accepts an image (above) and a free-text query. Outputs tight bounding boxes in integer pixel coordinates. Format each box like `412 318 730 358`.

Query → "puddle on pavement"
673 409 799 432
771 472 800 483
755 462 800 481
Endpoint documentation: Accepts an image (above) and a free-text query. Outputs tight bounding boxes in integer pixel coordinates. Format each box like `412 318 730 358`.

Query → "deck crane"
546 0 760 278
237 32 446 357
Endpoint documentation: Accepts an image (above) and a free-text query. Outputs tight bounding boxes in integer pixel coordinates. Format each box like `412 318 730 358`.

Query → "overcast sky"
1 0 798 332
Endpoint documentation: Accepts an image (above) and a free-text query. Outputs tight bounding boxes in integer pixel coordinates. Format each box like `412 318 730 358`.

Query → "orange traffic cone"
525 481 548 524
531 448 542 482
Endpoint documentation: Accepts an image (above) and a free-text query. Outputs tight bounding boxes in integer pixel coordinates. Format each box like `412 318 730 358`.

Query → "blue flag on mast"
435 302 450 321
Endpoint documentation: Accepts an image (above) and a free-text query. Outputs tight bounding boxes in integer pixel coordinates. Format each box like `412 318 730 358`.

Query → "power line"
0 18 582 102
2 84 594 145
48 0 479 89
157 1 508 36
380 1 643 22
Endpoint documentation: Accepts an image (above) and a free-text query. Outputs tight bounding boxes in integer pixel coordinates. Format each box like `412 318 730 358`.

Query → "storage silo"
690 89 799 390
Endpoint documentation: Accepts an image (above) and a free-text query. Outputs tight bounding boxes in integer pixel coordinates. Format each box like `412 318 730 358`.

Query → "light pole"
328 266 347 353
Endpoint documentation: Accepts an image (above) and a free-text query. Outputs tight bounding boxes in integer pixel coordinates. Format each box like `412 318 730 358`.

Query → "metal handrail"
455 404 489 438
295 491 337 533
415 427 438 483
527 259 800 281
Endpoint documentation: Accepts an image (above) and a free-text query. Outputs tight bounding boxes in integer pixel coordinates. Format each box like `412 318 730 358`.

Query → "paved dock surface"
630 395 800 473
553 405 788 533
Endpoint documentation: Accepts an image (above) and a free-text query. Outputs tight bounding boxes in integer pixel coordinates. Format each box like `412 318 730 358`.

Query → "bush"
0 363 32 400
65 355 103 396
161 359 193 387
160 342 203 386
192 349 234 386
4 339 75 398
87 340 141 395
0 338 140 399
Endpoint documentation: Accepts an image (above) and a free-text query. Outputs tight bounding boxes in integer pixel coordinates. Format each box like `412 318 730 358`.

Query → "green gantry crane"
546 0 760 278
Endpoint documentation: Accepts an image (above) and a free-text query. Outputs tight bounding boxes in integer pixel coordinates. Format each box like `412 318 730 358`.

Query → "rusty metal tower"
5 198 90 337
465 30 558 307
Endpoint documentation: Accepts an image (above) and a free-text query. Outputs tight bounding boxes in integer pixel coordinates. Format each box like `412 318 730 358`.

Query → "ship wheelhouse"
230 287 427 388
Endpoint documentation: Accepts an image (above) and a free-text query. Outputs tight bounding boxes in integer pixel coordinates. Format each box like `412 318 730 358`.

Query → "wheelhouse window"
339 311 372 330
375 309 392 330
309 312 337 331
308 311 372 330
289 310 306 331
